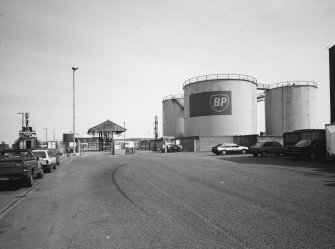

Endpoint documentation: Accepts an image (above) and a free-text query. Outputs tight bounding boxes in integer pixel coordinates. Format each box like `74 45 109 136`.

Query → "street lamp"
17 112 24 131
72 67 78 154
124 122 126 153
43 127 47 145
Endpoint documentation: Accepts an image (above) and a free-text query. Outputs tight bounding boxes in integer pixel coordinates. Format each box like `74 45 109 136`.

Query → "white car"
212 143 248 155
32 149 57 173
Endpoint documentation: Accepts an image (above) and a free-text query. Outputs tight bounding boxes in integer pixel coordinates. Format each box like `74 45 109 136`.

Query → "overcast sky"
0 0 334 144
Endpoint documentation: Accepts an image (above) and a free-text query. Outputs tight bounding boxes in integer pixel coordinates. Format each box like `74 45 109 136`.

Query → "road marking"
0 172 52 220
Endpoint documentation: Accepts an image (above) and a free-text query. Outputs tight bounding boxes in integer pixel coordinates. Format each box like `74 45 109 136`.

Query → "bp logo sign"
210 94 230 112
190 91 232 117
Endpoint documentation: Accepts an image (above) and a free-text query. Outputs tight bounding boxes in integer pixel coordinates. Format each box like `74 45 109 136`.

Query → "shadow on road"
0 181 21 191
217 155 335 187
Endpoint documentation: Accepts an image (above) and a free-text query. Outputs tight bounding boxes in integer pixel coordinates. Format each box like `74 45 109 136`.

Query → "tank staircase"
257 92 265 102
172 98 184 110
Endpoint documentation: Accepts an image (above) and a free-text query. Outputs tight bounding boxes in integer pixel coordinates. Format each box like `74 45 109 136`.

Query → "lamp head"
72 67 78 71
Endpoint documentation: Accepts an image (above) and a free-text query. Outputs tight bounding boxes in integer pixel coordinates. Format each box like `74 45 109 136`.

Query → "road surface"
0 152 334 248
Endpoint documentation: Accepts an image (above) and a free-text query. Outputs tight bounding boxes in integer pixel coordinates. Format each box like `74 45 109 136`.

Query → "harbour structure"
183 74 258 137
264 81 318 136
14 113 39 149
162 94 184 137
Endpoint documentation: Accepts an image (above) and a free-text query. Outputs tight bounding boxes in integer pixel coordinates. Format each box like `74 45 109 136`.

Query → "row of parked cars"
212 139 326 159
0 148 60 187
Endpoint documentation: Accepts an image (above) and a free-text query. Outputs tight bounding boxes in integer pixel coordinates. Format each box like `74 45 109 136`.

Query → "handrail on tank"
256 83 271 90
268 81 317 89
183 74 258 88
163 94 184 101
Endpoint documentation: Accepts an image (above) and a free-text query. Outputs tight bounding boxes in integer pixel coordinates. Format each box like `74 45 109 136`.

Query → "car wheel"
261 151 267 157
221 151 227 155
37 169 44 178
253 153 258 157
241 149 247 154
25 174 34 187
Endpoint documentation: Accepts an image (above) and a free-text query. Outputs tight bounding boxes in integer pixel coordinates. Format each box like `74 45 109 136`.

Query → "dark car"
285 139 326 159
249 141 285 157
167 143 182 152
0 149 44 187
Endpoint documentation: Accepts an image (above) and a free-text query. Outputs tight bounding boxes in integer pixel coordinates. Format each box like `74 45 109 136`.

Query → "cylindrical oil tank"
162 94 184 137
265 81 318 136
183 74 258 136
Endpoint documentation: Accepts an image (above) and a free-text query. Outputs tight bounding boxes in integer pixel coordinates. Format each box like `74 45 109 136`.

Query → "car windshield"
33 151 46 158
295 140 311 147
0 151 29 160
215 144 222 147
253 142 263 148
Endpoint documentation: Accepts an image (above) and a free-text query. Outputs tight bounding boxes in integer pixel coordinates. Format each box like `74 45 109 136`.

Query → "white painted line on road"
0 172 52 220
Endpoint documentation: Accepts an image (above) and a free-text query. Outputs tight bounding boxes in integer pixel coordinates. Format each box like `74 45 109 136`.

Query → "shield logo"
210 94 230 112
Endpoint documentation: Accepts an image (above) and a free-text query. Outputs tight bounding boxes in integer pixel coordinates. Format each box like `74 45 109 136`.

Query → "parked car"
212 143 248 155
167 143 182 152
32 149 57 173
47 149 60 165
285 139 326 159
249 141 285 157
162 143 182 152
0 149 44 187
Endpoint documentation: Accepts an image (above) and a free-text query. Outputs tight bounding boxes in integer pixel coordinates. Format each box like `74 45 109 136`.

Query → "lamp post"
17 112 24 131
72 67 78 154
44 128 47 146
124 122 126 153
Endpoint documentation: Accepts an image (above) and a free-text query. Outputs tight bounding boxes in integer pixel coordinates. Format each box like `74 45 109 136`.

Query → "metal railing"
256 84 271 90
257 81 317 90
267 81 317 89
183 74 258 88
163 94 184 101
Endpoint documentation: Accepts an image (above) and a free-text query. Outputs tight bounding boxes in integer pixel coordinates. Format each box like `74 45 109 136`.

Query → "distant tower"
154 116 158 140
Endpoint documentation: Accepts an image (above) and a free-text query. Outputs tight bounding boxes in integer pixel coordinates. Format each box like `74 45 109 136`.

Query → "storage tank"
183 74 258 136
265 81 318 136
162 94 184 137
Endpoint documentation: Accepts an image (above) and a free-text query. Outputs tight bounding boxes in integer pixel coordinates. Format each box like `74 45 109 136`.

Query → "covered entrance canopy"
87 120 126 151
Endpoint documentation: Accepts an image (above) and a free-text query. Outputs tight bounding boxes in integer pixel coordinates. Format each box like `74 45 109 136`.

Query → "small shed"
87 120 126 151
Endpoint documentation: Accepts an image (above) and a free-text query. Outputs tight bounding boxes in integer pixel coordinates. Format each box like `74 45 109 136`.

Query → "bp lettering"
213 97 228 107
189 91 232 117
210 94 230 112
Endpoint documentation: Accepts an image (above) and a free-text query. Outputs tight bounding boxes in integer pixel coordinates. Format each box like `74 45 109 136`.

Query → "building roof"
87 120 126 135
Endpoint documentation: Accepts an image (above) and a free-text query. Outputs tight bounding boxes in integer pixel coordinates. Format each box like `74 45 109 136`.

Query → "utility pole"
72 67 78 154
17 112 24 130
44 128 47 146
124 122 126 153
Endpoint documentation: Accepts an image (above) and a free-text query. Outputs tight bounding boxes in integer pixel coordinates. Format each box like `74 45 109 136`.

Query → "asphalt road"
0 152 334 249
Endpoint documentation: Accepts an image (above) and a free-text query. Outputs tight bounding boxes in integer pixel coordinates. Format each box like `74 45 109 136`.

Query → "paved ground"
0 152 334 249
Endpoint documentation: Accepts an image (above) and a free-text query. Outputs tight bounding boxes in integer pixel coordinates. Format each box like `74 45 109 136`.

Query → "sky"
0 0 334 144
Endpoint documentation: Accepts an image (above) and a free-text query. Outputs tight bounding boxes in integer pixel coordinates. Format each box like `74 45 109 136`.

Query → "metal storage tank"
162 94 185 137
183 74 258 136
265 81 318 136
